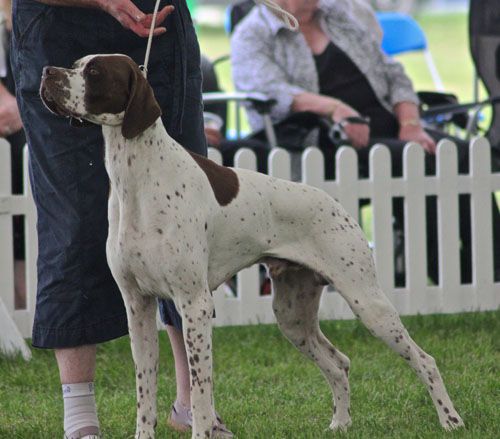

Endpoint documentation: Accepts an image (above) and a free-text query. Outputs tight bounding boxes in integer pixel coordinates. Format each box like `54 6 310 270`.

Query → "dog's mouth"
39 80 76 118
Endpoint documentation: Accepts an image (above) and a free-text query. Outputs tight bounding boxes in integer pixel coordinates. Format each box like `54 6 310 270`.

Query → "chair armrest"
418 91 466 128
418 91 459 107
202 92 276 114
421 96 500 118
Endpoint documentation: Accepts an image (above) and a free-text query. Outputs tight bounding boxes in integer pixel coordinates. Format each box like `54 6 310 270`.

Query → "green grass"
1 311 498 438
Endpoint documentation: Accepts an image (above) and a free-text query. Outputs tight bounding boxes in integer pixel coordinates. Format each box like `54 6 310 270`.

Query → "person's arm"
35 0 174 37
379 53 420 108
291 92 340 117
394 101 436 153
0 82 23 137
292 92 369 149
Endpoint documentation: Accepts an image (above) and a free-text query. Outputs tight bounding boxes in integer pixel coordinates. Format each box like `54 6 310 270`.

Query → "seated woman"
231 0 500 284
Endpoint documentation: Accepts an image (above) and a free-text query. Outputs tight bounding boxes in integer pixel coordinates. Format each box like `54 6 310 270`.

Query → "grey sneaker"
167 400 233 437
167 400 192 433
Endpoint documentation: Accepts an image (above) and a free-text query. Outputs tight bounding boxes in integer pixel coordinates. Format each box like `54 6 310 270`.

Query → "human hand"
205 127 222 147
399 124 436 154
0 91 23 137
99 0 175 38
332 102 370 149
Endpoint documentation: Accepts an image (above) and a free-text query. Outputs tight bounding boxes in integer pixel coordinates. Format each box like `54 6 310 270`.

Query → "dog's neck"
87 111 124 127
102 119 188 199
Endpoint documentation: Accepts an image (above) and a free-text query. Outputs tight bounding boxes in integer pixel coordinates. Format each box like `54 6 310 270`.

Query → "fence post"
470 138 496 310
335 147 359 219
15 146 38 338
207 147 222 164
436 140 461 312
370 145 395 300
0 142 14 312
302 147 325 189
0 140 31 359
404 143 430 314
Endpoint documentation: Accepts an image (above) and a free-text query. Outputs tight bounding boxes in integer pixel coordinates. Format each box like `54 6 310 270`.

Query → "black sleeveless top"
314 42 399 138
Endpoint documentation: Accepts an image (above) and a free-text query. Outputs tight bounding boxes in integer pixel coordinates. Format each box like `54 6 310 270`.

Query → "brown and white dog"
40 54 464 438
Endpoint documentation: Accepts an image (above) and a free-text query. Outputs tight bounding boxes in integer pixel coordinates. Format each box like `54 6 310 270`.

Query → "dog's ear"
121 65 162 139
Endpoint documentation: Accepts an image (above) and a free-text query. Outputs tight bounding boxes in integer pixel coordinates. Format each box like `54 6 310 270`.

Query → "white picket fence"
1 138 499 345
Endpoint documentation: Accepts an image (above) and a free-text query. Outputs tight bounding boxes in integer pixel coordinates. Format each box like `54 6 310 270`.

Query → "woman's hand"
99 0 175 38
399 124 436 154
332 102 370 149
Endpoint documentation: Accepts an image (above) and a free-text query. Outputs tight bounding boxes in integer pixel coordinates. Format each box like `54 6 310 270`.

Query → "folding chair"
417 0 500 144
377 12 445 91
375 11 496 138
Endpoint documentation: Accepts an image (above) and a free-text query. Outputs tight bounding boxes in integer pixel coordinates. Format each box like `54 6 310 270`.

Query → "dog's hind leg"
329 251 464 430
120 285 159 439
268 262 352 432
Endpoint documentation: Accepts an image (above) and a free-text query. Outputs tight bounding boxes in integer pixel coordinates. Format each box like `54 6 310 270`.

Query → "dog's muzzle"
40 66 74 117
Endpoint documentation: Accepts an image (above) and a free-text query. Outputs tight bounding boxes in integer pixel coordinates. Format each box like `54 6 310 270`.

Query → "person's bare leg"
166 324 233 436
166 325 190 407
55 345 96 383
55 345 100 438
14 260 26 309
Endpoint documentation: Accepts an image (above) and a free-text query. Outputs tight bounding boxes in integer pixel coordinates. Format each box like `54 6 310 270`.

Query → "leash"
254 0 298 30
140 0 162 78
140 0 298 77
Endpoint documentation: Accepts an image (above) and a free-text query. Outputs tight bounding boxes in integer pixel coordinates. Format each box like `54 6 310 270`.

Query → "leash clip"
139 65 148 77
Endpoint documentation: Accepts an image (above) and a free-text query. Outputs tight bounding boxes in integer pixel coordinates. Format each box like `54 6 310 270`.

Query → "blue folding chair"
377 12 445 91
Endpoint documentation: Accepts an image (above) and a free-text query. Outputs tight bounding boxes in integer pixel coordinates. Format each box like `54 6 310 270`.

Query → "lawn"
1 311 499 438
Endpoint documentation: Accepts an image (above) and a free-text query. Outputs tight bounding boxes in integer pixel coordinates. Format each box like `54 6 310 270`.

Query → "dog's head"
40 54 161 139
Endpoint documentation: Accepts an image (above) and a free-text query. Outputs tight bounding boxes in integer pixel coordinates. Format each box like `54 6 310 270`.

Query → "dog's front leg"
122 290 159 439
178 292 218 438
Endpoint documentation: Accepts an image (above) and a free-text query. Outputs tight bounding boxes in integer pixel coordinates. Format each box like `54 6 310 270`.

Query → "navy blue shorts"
11 0 205 348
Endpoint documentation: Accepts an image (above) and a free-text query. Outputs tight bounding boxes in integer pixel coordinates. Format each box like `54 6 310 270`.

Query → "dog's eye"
89 67 100 76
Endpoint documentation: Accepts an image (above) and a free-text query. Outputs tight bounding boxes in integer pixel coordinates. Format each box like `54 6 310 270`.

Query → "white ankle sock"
62 382 100 438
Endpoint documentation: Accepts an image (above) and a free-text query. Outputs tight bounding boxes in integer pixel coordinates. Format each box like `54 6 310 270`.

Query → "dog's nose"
42 66 65 80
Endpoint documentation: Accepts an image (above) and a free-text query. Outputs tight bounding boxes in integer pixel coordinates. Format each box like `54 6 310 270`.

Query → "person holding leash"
10 0 230 437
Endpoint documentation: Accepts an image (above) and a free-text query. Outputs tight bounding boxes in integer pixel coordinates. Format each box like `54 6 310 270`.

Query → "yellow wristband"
400 118 420 128
329 100 341 119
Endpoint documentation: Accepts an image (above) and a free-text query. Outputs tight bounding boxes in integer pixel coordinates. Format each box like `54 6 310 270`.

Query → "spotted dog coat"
40 54 464 438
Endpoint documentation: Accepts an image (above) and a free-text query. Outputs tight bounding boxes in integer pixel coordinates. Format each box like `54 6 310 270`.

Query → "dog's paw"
135 428 155 439
441 413 464 431
211 424 234 438
329 418 352 433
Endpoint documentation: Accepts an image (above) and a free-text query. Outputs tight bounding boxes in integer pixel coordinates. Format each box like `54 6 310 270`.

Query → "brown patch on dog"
188 151 239 206
83 55 161 139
